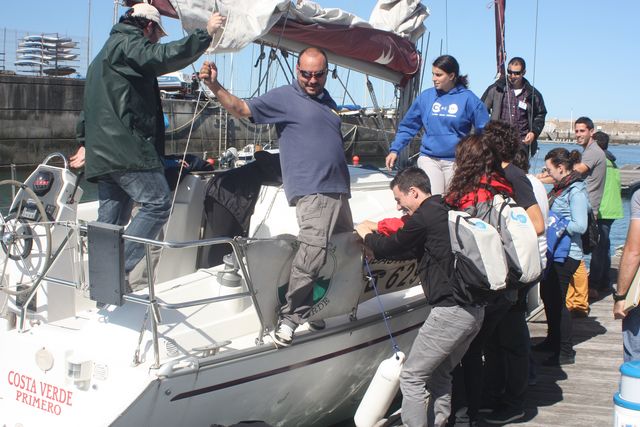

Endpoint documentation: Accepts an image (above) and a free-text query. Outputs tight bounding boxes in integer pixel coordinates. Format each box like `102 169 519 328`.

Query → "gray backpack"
448 194 542 299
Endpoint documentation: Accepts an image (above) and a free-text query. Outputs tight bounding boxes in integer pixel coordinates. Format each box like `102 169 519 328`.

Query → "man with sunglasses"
200 47 353 347
71 3 224 280
481 57 547 158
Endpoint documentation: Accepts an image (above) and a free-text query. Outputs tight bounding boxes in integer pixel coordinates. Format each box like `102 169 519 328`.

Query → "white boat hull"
0 160 425 426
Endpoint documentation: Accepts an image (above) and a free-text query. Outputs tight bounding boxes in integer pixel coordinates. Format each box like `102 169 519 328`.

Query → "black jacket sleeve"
530 87 547 137
364 211 427 260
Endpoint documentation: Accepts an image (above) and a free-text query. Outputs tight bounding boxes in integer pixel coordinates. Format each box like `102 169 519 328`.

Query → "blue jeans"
623 306 640 362
589 218 614 290
97 170 171 273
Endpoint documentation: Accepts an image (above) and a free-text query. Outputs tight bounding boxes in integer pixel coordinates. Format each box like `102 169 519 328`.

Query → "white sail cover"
369 0 429 41
170 0 290 52
169 0 428 53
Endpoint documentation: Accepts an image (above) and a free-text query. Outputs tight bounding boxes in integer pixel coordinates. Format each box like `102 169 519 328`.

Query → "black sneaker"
541 353 575 366
307 319 326 331
532 339 554 352
484 407 525 424
570 308 590 318
272 320 295 347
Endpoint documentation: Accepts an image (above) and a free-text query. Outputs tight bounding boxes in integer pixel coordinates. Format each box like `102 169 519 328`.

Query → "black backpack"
581 210 600 255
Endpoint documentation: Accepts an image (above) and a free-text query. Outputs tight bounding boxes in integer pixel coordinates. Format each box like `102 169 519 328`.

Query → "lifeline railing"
12 223 268 369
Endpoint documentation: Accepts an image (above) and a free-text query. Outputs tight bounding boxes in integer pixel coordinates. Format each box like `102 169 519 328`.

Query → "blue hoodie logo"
432 102 459 116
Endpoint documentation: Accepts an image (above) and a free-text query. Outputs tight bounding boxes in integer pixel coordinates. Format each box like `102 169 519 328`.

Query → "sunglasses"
299 69 327 79
507 70 523 76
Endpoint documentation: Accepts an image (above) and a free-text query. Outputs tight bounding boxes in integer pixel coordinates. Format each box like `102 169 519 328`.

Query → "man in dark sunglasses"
200 47 352 347
481 57 547 158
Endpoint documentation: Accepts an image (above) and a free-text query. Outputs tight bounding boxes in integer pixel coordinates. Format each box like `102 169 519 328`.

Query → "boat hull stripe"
170 321 423 401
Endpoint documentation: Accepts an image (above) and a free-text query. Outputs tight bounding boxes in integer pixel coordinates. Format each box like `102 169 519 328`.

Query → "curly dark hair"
483 120 520 162
446 134 502 201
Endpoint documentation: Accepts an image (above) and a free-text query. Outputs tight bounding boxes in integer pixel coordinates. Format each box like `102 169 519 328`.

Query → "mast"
494 0 506 77
113 0 119 25
87 0 92 71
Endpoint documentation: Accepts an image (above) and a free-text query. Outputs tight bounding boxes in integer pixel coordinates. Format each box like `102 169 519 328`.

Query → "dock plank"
507 292 623 426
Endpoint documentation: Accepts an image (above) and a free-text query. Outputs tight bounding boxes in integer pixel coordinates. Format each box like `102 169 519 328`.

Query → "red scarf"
548 170 583 208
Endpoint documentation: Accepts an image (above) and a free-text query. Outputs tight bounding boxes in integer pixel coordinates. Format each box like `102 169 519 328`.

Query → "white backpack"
489 195 543 286
447 194 542 299
448 210 509 294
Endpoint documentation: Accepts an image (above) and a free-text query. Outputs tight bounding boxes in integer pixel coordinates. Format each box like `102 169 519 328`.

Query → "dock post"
10 164 16 200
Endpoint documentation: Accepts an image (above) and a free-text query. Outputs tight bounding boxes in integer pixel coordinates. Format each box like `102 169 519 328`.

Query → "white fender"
354 351 405 427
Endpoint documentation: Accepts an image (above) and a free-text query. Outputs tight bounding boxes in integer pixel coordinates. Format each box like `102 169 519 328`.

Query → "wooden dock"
620 164 640 195
515 291 623 426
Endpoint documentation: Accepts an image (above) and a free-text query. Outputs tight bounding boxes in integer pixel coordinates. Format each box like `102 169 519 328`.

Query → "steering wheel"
0 180 52 296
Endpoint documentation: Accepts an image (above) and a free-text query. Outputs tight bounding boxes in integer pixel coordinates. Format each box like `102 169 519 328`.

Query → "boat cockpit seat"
245 231 366 331
151 174 205 283
244 232 420 332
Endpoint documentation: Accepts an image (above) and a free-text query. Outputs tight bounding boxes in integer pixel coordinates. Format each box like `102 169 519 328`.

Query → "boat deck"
513 291 622 426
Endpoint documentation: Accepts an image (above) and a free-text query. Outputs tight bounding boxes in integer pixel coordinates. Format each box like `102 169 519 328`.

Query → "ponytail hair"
432 55 469 88
545 147 582 170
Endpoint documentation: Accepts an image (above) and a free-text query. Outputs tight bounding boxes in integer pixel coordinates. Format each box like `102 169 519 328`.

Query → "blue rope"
364 257 401 359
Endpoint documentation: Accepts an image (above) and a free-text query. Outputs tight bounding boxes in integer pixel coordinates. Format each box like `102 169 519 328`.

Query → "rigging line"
529 0 541 166
273 51 291 85
272 1 293 53
248 1 295 98
249 53 277 98
419 31 430 92
364 258 401 356
445 0 449 54
160 1 229 264
332 69 358 107
164 99 212 134
340 69 351 106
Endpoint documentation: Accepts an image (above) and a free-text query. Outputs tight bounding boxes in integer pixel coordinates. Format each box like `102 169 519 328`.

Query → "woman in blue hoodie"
536 148 589 366
385 55 489 195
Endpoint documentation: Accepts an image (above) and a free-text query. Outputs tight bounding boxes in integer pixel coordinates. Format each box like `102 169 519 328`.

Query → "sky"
1 0 639 122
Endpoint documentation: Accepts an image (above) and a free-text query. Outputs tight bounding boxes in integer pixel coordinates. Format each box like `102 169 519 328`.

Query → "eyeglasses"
298 69 327 79
507 70 523 76
541 167 550 174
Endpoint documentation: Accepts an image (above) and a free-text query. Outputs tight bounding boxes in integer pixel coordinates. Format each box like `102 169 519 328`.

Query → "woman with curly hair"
446 134 514 425
445 134 512 210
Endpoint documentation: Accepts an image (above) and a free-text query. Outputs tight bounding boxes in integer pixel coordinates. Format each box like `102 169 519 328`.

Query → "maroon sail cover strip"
270 21 420 79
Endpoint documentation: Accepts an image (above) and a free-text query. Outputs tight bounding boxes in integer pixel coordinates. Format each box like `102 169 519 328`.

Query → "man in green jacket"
71 3 223 275
589 131 624 298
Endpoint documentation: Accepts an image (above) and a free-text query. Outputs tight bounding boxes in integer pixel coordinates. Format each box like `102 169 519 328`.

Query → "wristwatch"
613 292 628 302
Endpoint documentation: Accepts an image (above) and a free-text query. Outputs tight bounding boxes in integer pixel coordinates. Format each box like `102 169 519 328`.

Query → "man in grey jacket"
481 57 547 158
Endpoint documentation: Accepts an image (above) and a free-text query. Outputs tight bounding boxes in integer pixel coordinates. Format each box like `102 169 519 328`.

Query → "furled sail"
126 0 426 84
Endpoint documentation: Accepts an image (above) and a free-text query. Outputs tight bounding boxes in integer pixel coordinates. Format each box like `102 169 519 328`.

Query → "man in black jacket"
481 57 547 158
356 167 483 427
